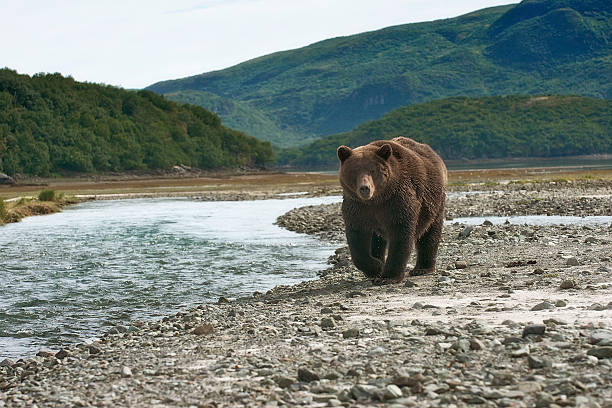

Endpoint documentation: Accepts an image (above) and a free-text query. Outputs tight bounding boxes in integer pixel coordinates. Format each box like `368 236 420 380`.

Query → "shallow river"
0 196 341 359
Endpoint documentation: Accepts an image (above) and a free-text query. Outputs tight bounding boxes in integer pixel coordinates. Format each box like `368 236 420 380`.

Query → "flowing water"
0 196 341 359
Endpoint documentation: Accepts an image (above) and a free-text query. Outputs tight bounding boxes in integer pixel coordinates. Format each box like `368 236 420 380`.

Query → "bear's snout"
357 175 374 200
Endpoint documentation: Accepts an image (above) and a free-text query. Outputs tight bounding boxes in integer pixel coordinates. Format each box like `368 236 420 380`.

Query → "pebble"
531 301 555 311
560 279 577 289
454 260 468 269
121 366 132 377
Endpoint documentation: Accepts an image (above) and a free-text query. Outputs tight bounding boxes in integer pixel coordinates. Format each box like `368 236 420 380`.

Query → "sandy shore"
1 179 611 407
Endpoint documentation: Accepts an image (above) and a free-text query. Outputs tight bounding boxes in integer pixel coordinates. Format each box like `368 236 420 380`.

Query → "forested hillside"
0 69 273 177
279 95 612 168
148 0 611 146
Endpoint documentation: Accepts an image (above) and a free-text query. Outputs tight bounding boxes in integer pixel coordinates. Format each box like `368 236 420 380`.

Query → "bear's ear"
337 145 352 162
376 144 392 161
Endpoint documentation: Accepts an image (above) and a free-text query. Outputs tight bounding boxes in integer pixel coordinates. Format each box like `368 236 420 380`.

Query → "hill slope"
278 95 612 168
147 0 611 147
0 69 273 177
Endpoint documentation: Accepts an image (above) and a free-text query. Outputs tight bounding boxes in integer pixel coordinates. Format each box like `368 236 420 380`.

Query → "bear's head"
337 143 393 201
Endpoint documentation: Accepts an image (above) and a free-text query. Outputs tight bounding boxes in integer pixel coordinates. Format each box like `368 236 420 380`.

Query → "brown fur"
337 137 447 284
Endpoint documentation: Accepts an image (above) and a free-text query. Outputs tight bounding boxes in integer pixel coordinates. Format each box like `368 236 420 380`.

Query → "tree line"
0 69 274 177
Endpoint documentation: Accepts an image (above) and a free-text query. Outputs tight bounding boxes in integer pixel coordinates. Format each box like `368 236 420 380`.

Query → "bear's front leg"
374 233 413 285
346 228 383 279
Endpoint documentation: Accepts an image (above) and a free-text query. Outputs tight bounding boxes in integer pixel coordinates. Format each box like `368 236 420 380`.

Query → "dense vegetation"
0 69 274 177
147 0 611 147
278 95 612 168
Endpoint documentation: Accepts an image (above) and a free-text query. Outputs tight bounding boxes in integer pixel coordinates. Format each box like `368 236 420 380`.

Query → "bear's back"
390 137 447 184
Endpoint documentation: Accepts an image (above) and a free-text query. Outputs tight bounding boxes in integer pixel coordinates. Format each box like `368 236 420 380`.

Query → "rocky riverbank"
1 179 611 407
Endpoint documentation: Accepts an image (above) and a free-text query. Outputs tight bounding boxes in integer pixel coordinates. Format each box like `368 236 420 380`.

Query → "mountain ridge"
147 0 611 147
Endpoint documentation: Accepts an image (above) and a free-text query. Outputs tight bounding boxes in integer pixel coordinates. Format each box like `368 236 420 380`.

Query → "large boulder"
0 173 16 185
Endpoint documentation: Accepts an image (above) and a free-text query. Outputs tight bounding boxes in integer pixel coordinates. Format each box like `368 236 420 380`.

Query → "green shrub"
38 189 56 201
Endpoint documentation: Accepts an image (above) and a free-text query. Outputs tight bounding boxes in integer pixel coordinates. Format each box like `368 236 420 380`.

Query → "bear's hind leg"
370 233 387 262
346 228 383 279
410 215 443 276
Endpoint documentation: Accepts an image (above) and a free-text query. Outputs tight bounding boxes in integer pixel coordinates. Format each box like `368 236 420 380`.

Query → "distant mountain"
278 95 612 168
147 0 611 147
0 69 273 177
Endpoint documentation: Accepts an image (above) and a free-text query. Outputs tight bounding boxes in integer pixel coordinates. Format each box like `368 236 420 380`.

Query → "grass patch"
0 193 80 226
0 199 7 224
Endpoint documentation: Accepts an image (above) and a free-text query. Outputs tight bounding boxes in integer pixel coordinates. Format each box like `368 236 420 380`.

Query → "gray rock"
274 375 295 388
588 303 605 311
384 384 403 400
458 226 473 238
535 391 555 408
121 366 132 377
455 260 468 269
297 367 320 382
470 338 486 351
589 330 612 345
0 359 14 367
566 257 580 266
555 299 567 307
404 280 417 288
451 339 471 353
342 328 360 339
531 301 555 311
88 345 102 354
511 346 530 358
320 307 333 314
523 324 546 337
559 279 576 289
351 384 383 401
527 355 553 369
320 317 335 328
0 173 15 185
586 347 612 359
368 346 386 357
55 348 71 359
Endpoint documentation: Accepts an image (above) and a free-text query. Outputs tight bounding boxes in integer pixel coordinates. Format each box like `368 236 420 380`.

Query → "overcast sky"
2 0 519 89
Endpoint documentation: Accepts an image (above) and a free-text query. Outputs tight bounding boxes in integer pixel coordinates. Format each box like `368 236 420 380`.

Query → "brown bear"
337 137 447 284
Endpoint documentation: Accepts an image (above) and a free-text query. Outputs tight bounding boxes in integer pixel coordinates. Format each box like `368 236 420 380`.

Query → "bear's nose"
359 185 371 196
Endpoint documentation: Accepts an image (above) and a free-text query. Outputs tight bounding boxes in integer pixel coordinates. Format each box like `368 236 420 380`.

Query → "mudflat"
1 173 611 407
